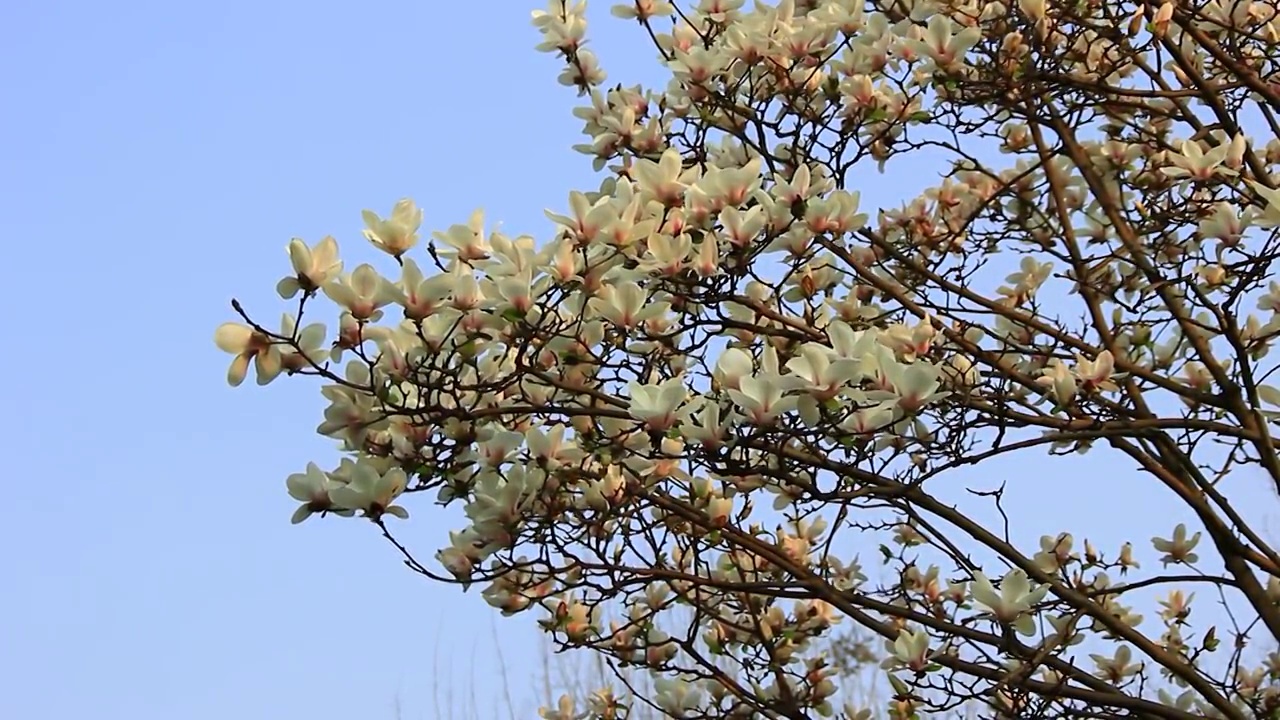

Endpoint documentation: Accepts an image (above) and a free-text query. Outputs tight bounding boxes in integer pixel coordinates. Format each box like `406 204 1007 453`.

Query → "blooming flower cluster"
218 0 1280 717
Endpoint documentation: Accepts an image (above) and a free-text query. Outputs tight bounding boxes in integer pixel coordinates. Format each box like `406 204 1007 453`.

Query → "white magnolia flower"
786 344 862 400
1037 360 1077 405
681 398 727 448
881 361 947 413
1090 644 1142 682
432 208 491 262
1075 350 1118 392
362 198 422 258
1151 524 1201 566
329 461 409 519
908 14 982 70
886 628 930 671
285 462 356 524
213 322 280 387
589 281 668 330
277 236 342 299
1161 138 1237 180
633 147 691 206
627 378 688 431
398 258 451 320
275 313 328 374
322 264 403 321
654 676 704 716
526 423 575 468
727 374 797 425
971 569 1050 635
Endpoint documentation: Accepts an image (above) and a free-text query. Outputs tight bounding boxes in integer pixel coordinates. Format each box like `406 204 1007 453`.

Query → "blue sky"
2 2 1276 719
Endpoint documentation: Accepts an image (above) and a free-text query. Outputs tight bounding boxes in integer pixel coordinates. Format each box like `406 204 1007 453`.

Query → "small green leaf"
1203 626 1219 651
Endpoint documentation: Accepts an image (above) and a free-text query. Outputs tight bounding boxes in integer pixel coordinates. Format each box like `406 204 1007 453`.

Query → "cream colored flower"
214 322 280 387
322 264 403 320
277 236 342 299
971 569 1050 636
362 198 422 258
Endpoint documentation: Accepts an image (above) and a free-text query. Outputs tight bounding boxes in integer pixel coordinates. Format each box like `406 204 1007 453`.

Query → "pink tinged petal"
926 15 949 53
1096 350 1114 377
214 323 253 354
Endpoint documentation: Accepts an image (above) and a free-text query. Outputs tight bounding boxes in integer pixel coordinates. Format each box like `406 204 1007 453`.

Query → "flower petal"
214 323 253 354
227 354 251 387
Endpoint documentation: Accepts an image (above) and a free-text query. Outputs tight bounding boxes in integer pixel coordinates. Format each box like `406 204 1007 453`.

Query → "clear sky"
1 3 1276 720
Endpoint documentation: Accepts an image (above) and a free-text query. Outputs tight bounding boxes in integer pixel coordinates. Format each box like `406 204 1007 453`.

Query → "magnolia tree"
215 0 1280 717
